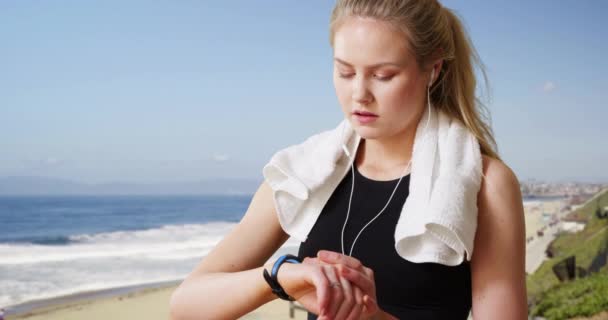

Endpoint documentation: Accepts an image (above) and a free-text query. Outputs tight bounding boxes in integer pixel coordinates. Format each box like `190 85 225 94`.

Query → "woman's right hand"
265 258 366 319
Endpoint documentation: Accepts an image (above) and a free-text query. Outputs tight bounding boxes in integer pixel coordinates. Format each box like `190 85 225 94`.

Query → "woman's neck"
355 127 415 178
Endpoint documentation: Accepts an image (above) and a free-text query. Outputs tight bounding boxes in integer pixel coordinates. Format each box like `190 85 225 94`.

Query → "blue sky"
1 1 606 184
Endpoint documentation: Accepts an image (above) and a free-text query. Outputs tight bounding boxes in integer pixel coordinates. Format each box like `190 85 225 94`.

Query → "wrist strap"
263 254 302 301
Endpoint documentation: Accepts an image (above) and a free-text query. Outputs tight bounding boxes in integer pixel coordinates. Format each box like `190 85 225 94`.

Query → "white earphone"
429 69 435 87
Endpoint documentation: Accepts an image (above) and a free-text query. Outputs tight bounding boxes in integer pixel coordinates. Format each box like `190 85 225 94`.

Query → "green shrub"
531 271 608 319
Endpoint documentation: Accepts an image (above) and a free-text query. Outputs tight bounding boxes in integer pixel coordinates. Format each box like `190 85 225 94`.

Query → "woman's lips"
353 111 378 124
354 110 377 116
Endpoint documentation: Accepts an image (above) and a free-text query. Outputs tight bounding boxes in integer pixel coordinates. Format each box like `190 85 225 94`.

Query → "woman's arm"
169 181 290 320
470 156 528 319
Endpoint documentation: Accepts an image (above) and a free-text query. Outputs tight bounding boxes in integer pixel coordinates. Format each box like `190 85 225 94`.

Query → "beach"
1 195 565 319
523 197 567 240
5 283 307 320
0 195 303 319
523 197 569 273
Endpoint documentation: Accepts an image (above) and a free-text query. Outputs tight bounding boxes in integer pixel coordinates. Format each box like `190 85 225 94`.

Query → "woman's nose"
351 77 373 104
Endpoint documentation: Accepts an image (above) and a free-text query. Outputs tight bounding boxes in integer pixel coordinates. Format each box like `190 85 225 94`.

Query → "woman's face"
332 16 429 139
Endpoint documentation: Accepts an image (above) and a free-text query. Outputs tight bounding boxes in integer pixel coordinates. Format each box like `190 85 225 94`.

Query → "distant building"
570 204 584 211
560 215 587 233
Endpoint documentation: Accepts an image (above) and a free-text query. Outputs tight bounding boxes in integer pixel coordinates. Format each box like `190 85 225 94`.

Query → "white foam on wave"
0 222 237 265
0 221 303 308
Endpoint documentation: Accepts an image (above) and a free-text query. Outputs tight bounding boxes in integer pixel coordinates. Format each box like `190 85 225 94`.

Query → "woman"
169 0 527 319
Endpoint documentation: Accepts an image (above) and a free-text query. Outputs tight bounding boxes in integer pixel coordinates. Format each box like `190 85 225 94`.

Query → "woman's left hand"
306 250 382 319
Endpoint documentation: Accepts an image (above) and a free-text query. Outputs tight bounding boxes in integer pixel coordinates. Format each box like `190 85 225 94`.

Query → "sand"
524 199 566 240
5 284 307 320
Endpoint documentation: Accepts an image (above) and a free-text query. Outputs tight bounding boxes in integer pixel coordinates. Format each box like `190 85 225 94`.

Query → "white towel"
262 107 483 266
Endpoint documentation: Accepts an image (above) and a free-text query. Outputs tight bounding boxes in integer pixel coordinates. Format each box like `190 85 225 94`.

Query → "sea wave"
0 222 238 265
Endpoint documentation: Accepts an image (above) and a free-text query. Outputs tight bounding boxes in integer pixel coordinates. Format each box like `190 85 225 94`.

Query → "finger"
322 265 342 319
339 265 374 294
334 274 354 320
362 294 379 317
346 303 363 320
310 265 330 316
317 250 363 271
353 286 363 305
362 266 374 281
345 286 364 320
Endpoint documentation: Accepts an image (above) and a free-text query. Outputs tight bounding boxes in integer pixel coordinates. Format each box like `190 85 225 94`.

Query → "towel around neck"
263 107 483 266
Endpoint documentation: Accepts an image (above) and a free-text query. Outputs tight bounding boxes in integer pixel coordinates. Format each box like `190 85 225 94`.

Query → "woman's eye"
337 72 394 81
374 74 394 81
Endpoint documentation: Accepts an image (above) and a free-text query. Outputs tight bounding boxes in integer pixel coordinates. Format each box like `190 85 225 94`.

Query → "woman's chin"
352 125 384 140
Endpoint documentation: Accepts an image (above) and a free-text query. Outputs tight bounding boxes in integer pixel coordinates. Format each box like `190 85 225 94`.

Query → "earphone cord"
340 159 411 256
340 76 433 257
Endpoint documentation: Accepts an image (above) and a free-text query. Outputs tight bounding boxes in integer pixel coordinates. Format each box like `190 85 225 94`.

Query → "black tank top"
298 164 472 319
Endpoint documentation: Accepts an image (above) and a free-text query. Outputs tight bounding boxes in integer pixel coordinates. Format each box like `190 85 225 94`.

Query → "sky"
1 0 606 184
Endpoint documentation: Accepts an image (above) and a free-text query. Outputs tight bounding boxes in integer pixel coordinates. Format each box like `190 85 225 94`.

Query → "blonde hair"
329 0 501 160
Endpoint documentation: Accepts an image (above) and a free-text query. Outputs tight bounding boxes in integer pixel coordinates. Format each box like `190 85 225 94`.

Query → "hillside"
527 188 608 319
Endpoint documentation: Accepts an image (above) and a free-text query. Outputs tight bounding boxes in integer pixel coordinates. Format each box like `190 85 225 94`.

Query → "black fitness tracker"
263 254 302 301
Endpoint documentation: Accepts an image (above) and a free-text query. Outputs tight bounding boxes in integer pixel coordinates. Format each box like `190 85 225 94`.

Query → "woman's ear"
429 60 443 86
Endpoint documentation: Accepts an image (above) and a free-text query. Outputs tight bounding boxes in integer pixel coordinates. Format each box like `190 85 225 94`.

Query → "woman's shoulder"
480 155 520 194
476 154 524 237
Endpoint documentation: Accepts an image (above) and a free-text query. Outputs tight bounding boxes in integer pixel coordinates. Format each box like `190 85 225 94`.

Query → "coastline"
523 197 566 239
3 197 567 319
4 280 181 319
4 244 304 319
5 281 306 320
524 197 570 273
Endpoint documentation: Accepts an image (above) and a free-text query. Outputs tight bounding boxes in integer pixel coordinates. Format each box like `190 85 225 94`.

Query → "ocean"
0 194 563 311
0 195 302 310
